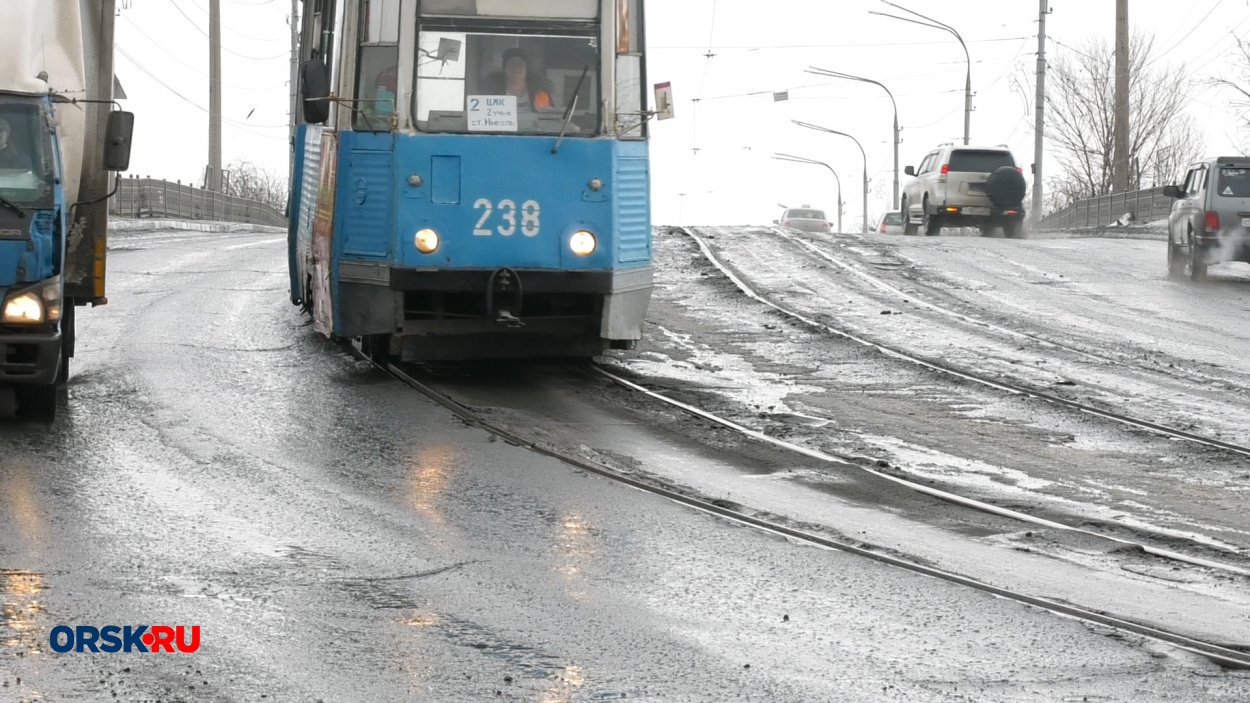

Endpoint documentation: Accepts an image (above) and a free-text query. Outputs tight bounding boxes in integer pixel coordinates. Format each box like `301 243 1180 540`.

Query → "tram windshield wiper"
0 195 26 218
551 65 591 155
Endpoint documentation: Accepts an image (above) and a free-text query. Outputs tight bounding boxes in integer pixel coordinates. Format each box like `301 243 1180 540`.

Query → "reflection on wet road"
0 227 1247 701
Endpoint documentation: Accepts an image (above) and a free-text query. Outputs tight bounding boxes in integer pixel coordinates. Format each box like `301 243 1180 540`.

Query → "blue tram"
288 0 653 360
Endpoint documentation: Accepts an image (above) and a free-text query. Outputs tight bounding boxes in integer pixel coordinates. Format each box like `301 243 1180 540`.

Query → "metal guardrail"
107 177 287 228
1037 186 1172 231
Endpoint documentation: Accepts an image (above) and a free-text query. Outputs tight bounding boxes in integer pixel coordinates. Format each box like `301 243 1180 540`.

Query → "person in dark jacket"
483 48 553 109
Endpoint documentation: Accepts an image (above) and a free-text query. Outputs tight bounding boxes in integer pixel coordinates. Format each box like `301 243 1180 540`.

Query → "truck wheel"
18 384 57 423
57 304 75 385
1167 239 1185 279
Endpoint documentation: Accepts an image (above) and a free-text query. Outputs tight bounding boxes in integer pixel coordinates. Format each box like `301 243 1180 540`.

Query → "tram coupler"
486 268 525 328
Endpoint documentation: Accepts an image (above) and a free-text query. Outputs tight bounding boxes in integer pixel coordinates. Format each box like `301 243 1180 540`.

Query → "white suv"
900 145 1027 237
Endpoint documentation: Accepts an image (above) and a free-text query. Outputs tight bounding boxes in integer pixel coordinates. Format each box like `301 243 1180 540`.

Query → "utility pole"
1032 0 1047 227
1112 0 1130 192
208 0 223 191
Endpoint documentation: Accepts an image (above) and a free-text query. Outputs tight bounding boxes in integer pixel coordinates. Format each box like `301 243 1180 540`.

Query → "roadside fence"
1037 186 1173 231
107 177 286 228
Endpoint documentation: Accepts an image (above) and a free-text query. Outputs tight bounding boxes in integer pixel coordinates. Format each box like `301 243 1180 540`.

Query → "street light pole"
871 2 971 145
806 67 899 209
773 153 843 233
792 121 868 234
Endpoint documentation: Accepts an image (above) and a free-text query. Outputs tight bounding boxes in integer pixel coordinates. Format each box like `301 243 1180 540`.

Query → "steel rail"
682 226 1250 462
354 345 1250 671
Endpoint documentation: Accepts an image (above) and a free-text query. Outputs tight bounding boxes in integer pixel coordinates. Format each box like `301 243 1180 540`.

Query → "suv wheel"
901 198 918 236
1167 237 1185 279
1186 234 1208 281
1002 219 1025 239
922 200 941 236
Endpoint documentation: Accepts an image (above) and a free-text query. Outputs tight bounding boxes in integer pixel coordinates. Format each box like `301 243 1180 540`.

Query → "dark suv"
901 145 1027 237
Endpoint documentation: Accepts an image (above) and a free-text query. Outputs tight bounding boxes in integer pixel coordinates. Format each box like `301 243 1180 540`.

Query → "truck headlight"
2 276 61 325
570 230 597 256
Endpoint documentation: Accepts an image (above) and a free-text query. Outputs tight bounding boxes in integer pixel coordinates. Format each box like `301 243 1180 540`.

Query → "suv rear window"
1216 168 1250 198
786 209 825 220
947 150 1015 173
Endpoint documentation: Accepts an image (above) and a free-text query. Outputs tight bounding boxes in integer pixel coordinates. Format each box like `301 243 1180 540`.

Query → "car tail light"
879 223 886 232
1005 209 1019 215
940 164 949 175
944 206 960 214
1205 211 1220 232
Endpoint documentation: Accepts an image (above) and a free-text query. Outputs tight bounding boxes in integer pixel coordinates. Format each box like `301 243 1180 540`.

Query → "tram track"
773 227 1250 398
354 347 1250 671
682 226 1250 461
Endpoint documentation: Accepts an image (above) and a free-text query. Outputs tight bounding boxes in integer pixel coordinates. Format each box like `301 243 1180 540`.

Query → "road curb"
109 218 286 234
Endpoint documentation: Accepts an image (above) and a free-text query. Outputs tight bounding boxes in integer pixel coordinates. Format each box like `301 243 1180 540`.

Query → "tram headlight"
2 276 61 324
414 228 440 254
569 230 597 256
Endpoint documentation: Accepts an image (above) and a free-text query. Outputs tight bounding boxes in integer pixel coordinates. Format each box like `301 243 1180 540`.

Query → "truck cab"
0 96 69 420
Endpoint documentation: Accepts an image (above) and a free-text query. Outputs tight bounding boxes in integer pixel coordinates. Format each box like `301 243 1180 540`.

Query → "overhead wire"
119 14 287 91
115 44 289 139
168 0 290 61
681 0 721 223
184 0 290 44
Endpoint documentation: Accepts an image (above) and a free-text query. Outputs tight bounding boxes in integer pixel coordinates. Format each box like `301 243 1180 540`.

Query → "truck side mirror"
1162 184 1182 199
104 111 134 172
904 165 915 176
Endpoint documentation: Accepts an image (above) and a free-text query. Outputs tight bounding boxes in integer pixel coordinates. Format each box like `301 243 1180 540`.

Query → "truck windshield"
414 28 601 136
0 103 54 207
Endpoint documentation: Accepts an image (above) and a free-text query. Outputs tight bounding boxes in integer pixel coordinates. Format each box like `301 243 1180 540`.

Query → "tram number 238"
473 198 541 237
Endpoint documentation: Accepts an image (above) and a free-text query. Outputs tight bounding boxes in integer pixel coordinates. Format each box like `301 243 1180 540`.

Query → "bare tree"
206 160 288 211
1044 34 1202 207
1214 36 1250 150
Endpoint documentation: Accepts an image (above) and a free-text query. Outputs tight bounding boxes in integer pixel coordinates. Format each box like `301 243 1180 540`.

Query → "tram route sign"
654 82 674 120
468 95 518 132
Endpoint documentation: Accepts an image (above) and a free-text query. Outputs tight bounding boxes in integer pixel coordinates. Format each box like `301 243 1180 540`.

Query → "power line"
650 36 1030 51
120 14 286 91
169 0 290 60
184 0 289 43
115 44 289 137
1147 0 1225 67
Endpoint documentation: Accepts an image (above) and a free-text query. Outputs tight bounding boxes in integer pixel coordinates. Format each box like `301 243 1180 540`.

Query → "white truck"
0 0 133 421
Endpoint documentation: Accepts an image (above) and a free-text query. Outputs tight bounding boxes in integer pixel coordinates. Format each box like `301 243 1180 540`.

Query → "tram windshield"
414 27 601 136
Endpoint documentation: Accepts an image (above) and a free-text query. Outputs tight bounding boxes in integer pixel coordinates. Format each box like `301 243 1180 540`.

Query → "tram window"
363 0 400 43
415 30 600 136
353 0 400 130
354 45 399 130
420 0 598 20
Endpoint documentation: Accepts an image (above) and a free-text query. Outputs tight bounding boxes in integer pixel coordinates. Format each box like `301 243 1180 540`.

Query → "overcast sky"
113 0 1250 226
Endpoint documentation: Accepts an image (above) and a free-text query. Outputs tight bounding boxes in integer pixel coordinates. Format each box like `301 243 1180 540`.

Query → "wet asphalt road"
1 225 1248 701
